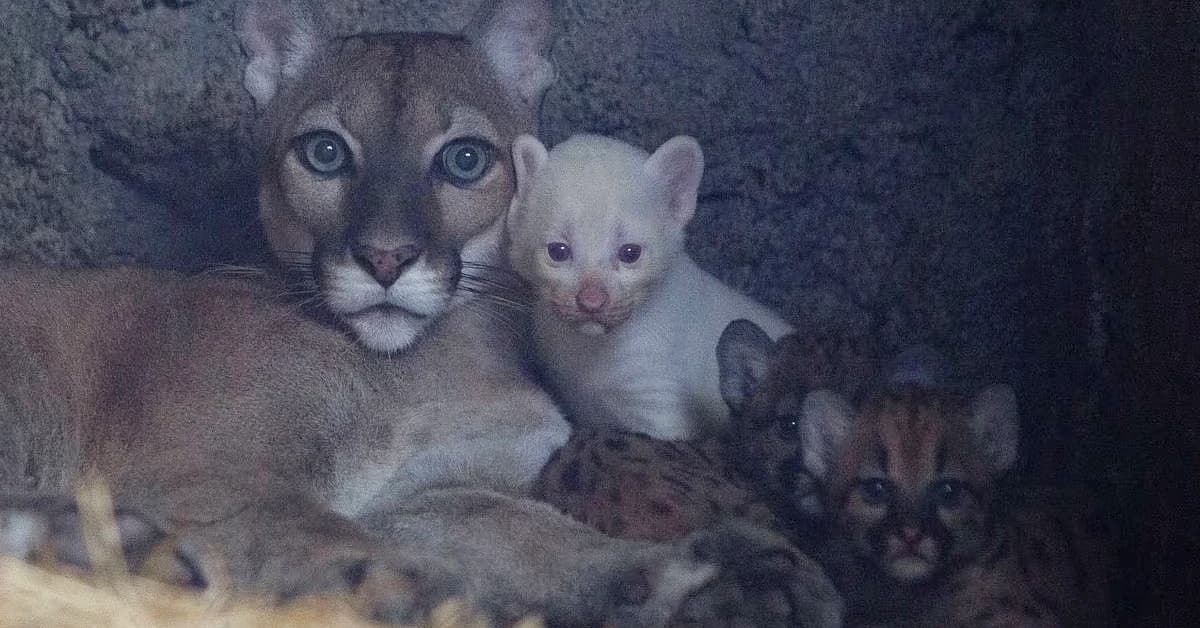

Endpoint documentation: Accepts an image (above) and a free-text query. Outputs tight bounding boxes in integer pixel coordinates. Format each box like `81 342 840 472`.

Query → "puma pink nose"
352 244 422 287
576 283 609 314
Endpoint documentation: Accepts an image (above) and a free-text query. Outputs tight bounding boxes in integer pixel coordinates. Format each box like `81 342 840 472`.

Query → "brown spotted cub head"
236 0 554 352
803 381 1020 584
715 319 874 526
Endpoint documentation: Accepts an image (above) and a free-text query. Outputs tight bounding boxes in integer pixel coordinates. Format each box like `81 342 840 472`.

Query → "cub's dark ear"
468 0 556 108
800 389 853 480
236 0 327 109
969 384 1020 473
717 319 774 412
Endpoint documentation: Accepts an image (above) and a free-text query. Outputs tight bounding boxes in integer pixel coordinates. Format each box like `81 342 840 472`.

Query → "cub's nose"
575 282 609 314
900 525 924 547
351 244 422 287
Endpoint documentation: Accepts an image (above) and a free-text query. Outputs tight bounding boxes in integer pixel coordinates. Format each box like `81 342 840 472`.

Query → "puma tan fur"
0 1 843 625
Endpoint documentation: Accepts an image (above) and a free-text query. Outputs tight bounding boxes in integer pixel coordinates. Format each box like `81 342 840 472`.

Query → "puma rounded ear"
236 0 326 109
644 136 704 225
969 384 1020 472
507 134 549 230
468 0 556 108
800 389 854 480
716 319 775 413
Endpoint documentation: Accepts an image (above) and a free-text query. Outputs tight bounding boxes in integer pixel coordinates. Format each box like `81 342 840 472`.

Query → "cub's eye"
618 244 642 264
930 479 965 508
858 478 892 506
295 130 352 175
776 415 801 439
547 242 571 262
437 138 493 186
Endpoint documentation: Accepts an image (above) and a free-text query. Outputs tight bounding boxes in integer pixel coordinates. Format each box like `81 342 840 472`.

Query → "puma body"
0 263 565 556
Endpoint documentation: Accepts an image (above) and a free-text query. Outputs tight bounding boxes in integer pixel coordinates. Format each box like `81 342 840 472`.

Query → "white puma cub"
507 134 793 439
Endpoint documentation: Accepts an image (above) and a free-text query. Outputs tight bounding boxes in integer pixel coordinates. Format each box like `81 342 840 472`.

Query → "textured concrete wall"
0 0 1100 465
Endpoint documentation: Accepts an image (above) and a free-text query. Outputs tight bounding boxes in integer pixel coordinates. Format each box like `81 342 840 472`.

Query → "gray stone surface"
0 0 1104 467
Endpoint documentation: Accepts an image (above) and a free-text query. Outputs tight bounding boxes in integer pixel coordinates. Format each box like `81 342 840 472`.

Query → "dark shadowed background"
1 1 1196 623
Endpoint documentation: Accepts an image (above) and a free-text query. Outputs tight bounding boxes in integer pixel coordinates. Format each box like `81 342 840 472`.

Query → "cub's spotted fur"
536 320 874 546
716 319 876 529
716 318 1113 626
535 427 779 540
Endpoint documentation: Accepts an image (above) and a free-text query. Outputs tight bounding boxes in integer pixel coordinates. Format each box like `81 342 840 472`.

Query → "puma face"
237 0 554 352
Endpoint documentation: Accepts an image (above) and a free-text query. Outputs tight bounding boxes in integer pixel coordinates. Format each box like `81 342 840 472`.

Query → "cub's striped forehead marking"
873 391 948 491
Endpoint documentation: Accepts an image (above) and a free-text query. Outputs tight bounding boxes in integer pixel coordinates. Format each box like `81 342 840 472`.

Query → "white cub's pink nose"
576 281 609 313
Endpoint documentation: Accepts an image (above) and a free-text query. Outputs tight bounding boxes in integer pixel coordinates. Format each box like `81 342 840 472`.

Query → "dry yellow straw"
0 478 545 628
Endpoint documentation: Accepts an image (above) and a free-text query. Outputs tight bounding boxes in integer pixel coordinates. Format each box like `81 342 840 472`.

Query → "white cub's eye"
438 138 494 186
618 244 642 264
295 130 352 175
547 242 571 262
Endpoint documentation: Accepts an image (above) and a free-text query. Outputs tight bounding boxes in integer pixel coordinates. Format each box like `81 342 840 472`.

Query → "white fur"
323 255 453 354
509 134 793 439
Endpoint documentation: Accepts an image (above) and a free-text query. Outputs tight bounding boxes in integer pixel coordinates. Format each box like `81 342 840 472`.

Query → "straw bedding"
0 481 541 628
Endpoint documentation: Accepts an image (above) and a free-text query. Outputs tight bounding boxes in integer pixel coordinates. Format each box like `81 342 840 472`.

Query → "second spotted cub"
507 133 792 439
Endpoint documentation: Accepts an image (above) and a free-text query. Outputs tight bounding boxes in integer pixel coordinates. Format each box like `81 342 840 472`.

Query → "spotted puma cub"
535 426 781 540
536 319 874 546
720 319 1114 627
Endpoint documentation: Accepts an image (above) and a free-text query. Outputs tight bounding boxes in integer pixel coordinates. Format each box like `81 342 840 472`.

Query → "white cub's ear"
644 135 704 225
507 134 549 230
511 135 548 202
716 319 775 412
468 0 556 108
969 384 1020 473
236 0 326 109
801 389 854 481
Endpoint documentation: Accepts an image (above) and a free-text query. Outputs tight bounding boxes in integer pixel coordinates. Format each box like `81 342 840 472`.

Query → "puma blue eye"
295 130 352 175
618 244 642 264
547 242 571 262
438 138 493 186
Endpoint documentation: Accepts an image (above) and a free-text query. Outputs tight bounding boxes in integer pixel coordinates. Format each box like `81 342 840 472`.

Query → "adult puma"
0 0 842 626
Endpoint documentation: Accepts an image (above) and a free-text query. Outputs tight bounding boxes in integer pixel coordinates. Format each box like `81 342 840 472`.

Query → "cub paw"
671 521 844 628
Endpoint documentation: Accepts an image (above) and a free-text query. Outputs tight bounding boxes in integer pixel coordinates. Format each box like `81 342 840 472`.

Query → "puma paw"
670 521 844 627
270 545 468 625
0 494 204 587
